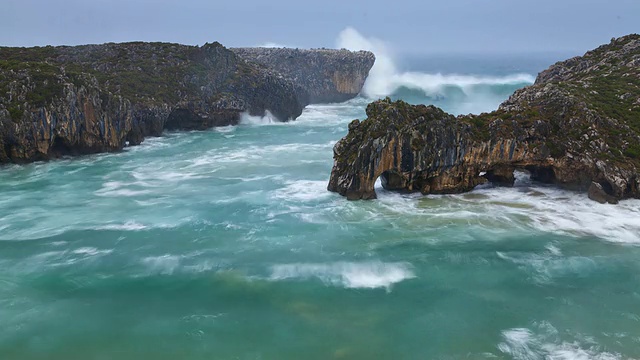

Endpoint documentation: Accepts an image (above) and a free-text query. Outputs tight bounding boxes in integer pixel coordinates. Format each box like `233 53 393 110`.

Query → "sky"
1 0 638 55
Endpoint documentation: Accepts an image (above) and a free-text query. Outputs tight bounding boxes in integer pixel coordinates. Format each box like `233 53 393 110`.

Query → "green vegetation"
0 42 245 113
0 45 57 63
0 60 66 108
624 143 640 159
8 105 22 122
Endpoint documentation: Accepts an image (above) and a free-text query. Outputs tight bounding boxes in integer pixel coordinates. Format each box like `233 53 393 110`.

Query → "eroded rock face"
328 34 640 203
0 41 305 163
232 48 375 104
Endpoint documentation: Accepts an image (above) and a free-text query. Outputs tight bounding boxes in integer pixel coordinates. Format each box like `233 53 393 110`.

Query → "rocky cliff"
0 42 373 164
328 34 640 204
232 48 375 104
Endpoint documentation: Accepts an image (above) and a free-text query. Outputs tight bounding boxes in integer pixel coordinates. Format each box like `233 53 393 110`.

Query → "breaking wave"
498 324 623 360
239 110 281 125
269 261 415 291
336 27 534 114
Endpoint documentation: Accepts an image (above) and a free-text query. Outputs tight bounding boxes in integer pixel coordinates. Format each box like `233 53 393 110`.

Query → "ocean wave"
97 221 148 231
336 27 534 114
498 325 622 360
94 180 153 197
72 247 114 256
139 254 220 276
7 246 114 273
472 182 640 244
496 251 598 285
239 110 283 125
141 255 181 275
271 180 333 202
365 171 640 244
269 261 415 290
185 141 335 167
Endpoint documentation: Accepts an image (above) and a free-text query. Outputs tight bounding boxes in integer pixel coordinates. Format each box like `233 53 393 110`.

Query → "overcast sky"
1 0 638 54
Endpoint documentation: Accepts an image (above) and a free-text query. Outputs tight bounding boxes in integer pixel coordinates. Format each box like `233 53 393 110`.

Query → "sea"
1 29 639 359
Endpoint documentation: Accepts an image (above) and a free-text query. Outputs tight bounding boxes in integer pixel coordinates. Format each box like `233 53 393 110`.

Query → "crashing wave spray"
336 28 399 98
336 27 535 113
239 110 279 125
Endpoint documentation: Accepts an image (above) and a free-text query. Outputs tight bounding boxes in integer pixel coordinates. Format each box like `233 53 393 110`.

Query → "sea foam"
498 325 622 360
239 110 281 125
271 180 332 202
269 261 415 291
336 27 534 113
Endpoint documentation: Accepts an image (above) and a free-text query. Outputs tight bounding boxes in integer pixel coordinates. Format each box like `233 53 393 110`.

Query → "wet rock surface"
328 34 640 203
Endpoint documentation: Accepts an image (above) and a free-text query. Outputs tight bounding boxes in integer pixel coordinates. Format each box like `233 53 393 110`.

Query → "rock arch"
327 98 640 204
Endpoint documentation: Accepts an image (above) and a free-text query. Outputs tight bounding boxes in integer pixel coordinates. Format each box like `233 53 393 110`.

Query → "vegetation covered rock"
328 34 640 203
0 42 374 163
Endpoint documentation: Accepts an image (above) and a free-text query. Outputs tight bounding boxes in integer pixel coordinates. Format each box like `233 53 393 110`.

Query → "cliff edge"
232 48 375 104
328 34 640 204
0 42 374 164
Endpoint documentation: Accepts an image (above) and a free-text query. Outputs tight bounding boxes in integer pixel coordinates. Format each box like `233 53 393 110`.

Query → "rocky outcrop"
0 41 304 163
328 34 640 203
232 48 375 104
0 42 374 164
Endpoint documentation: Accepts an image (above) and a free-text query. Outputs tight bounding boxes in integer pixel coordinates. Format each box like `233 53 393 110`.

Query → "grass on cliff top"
0 43 240 107
0 46 58 63
0 60 67 110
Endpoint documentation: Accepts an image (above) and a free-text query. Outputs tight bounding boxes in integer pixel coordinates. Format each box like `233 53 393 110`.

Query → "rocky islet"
328 34 640 204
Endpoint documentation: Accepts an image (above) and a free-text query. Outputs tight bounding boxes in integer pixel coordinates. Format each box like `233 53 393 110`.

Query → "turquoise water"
2 70 640 359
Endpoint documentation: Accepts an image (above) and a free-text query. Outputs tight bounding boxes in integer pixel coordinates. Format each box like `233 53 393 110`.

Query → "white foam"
269 261 415 290
336 27 534 111
470 183 640 244
141 255 181 275
271 180 332 202
98 221 147 231
498 325 622 360
94 181 152 197
369 169 640 244
72 247 113 256
185 141 335 168
214 125 236 133
240 110 282 125
138 254 221 276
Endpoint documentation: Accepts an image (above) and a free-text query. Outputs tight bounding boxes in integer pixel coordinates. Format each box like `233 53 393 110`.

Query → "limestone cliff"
232 48 375 104
0 42 374 164
328 34 640 203
0 41 305 163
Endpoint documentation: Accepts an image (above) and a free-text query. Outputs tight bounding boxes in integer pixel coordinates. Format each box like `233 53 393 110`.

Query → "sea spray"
337 27 535 113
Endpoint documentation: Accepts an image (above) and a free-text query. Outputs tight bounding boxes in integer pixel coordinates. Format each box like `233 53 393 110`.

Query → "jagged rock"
328 34 640 203
588 182 619 204
0 42 374 164
232 48 375 104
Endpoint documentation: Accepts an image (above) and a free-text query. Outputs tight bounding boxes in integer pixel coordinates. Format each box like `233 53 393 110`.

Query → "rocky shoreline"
328 34 640 204
0 42 374 163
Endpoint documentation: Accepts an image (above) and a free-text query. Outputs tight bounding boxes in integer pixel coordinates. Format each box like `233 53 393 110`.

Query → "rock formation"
232 48 375 104
0 42 374 164
328 34 640 203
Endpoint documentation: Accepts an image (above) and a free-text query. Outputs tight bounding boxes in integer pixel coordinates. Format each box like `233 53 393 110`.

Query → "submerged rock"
328 34 640 203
